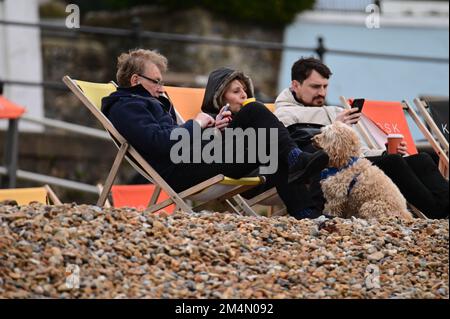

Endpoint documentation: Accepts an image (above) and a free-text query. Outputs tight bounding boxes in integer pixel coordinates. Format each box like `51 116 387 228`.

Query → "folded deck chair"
417 98 449 143
413 98 449 179
63 76 265 216
0 184 61 205
340 96 445 219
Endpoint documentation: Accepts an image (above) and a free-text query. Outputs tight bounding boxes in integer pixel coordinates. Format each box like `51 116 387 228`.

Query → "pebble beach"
0 203 448 299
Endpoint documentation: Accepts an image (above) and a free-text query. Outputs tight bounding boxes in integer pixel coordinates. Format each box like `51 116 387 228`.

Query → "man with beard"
274 57 380 156
273 57 449 219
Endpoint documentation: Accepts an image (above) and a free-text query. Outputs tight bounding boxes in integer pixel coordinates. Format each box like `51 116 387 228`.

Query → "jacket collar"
117 84 153 98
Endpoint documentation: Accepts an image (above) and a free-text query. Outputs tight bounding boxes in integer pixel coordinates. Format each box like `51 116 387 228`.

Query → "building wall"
0 0 43 131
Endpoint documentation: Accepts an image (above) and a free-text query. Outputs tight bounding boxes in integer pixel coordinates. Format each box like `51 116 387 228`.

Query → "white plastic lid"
387 134 404 138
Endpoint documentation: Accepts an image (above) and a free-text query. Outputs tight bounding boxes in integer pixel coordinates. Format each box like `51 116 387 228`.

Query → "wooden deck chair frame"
0 184 62 205
63 76 264 216
43 184 62 205
340 96 434 219
412 98 449 179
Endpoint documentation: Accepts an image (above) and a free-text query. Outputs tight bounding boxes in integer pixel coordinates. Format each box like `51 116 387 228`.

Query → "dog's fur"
312 121 412 220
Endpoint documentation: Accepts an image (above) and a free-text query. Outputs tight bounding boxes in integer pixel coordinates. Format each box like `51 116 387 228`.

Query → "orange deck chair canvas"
111 184 175 213
164 86 277 122
343 98 418 155
164 86 205 122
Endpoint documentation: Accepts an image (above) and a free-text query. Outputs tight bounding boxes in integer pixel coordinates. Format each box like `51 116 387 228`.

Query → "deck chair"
413 98 449 179
163 87 289 216
63 76 265 216
0 184 61 205
97 183 175 213
340 96 446 219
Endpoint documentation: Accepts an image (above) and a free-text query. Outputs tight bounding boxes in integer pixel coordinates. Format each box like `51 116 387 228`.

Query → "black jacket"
201 67 255 116
101 85 195 177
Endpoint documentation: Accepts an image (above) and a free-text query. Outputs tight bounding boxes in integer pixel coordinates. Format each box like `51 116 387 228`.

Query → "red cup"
387 134 404 154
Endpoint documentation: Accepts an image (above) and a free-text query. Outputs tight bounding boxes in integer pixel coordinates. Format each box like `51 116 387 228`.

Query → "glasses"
138 74 164 87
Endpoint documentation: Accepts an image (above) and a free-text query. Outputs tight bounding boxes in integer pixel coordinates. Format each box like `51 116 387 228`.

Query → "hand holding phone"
216 103 230 121
351 98 365 113
337 99 364 125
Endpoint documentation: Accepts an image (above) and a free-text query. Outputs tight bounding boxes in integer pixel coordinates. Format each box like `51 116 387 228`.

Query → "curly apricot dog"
312 121 412 220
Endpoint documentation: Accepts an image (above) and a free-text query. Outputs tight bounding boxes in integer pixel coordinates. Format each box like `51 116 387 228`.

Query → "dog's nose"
312 137 323 149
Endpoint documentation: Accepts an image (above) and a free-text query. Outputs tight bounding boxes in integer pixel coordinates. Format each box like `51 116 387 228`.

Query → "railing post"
316 36 326 62
2 118 19 188
375 0 382 14
131 17 143 48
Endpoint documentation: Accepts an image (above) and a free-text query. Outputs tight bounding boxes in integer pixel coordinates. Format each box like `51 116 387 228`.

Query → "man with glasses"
101 49 329 218
102 49 216 177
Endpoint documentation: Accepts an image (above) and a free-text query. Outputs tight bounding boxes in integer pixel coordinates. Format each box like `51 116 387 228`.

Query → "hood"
201 67 254 115
101 84 154 115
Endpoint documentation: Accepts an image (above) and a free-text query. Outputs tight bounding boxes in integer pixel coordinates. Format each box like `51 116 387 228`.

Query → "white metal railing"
21 115 109 140
315 0 373 12
1 115 110 194
0 166 98 194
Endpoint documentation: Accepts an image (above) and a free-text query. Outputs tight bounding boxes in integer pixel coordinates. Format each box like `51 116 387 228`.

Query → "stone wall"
43 7 283 122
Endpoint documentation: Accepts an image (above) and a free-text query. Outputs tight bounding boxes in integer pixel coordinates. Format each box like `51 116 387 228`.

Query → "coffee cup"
387 134 404 154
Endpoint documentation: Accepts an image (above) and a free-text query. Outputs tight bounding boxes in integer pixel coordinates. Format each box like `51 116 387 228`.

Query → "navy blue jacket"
101 85 195 177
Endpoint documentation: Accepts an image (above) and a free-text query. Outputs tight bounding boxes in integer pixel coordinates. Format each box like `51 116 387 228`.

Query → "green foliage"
40 1 68 18
71 0 315 27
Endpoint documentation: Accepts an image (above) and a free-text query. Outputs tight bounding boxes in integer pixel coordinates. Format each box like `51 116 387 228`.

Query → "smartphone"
351 99 365 112
217 103 230 121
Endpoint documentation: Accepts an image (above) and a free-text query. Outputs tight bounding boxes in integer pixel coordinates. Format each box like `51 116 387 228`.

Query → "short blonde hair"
116 49 168 87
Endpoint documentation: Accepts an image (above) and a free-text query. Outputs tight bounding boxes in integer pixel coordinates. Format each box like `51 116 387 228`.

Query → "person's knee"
378 154 405 167
239 101 270 116
407 152 434 165
405 152 440 173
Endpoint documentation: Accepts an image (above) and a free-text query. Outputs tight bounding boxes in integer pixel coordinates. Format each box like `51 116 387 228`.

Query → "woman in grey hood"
202 67 255 116
199 67 329 219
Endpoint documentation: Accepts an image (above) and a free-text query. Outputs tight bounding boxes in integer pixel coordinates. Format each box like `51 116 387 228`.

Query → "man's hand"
397 141 408 156
336 108 362 125
215 106 232 131
194 113 215 128
384 140 409 156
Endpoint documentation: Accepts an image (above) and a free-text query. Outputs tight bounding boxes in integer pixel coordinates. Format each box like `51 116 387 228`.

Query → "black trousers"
308 153 449 219
163 103 309 214
371 153 449 219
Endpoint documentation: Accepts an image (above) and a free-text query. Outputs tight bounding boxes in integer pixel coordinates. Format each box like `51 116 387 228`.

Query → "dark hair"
291 57 332 83
0 80 3 95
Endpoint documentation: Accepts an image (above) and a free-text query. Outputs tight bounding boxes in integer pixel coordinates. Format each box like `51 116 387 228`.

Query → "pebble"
0 203 447 299
368 251 385 262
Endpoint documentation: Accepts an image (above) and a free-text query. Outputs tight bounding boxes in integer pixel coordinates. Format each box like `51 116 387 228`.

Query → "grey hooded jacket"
201 67 254 116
